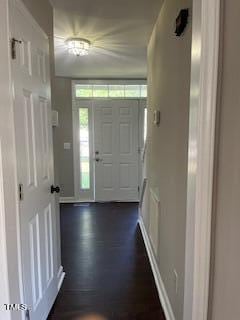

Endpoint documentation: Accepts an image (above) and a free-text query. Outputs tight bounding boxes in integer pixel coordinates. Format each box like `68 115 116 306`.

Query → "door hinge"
19 183 24 201
25 309 30 320
11 37 22 60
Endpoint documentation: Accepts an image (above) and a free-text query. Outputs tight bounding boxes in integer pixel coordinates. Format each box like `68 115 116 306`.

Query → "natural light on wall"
75 84 147 98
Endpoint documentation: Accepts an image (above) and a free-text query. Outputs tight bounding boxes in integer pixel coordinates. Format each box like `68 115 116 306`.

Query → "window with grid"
75 84 147 98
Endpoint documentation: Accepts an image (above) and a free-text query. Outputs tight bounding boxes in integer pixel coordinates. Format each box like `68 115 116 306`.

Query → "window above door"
75 83 147 99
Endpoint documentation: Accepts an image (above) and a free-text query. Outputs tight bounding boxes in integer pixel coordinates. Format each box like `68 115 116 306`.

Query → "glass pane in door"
79 108 90 189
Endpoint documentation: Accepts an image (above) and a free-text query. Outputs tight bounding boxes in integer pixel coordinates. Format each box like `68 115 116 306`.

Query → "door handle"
94 158 103 162
51 185 60 194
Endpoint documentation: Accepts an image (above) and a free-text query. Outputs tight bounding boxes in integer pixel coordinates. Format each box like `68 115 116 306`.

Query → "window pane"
109 85 125 97
79 108 90 189
76 85 93 98
141 85 147 98
125 85 141 97
93 85 108 97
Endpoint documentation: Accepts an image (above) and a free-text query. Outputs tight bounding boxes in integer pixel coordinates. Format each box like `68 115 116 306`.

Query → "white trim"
138 100 146 189
57 266 65 291
138 217 175 320
59 197 139 204
72 86 145 202
72 84 79 201
74 97 147 101
184 0 220 319
72 79 147 85
60 197 77 203
72 80 147 100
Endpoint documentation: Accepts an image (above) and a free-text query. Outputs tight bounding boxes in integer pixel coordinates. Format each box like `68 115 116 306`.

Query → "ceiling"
50 0 163 79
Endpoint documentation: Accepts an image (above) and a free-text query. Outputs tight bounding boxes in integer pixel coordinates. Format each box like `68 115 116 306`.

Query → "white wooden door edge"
183 0 220 319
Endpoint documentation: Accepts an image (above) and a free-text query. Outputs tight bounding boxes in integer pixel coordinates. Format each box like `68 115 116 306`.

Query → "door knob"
51 185 60 194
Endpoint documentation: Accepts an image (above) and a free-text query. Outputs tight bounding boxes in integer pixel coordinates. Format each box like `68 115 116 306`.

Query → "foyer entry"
72 83 147 202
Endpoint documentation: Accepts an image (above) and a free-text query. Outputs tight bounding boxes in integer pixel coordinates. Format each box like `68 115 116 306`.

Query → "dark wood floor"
48 202 165 320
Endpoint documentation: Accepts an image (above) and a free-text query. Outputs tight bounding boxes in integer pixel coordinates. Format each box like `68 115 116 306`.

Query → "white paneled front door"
94 100 139 201
10 2 58 319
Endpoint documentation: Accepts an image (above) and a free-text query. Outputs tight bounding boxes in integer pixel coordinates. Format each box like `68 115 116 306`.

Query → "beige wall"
143 0 192 319
52 77 74 197
22 0 53 36
209 1 240 319
21 0 53 37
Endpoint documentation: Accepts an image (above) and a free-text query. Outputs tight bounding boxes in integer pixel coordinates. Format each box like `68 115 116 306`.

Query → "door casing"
72 97 146 202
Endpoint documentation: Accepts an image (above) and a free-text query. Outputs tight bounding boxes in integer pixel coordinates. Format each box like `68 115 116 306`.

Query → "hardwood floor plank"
48 203 165 320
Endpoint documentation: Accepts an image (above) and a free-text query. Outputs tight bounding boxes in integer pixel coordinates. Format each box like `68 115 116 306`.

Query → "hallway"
48 203 165 320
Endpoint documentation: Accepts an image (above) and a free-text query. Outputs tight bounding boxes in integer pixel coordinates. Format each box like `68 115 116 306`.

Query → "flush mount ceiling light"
66 38 91 56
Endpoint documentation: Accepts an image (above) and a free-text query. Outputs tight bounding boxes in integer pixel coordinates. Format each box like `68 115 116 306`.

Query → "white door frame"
138 100 147 191
184 0 220 319
72 81 147 202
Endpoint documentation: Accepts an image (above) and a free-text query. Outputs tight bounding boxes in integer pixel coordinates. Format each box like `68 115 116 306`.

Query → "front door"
94 100 139 201
10 2 58 319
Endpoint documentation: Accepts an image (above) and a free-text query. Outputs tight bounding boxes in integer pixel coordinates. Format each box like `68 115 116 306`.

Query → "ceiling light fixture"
66 38 91 56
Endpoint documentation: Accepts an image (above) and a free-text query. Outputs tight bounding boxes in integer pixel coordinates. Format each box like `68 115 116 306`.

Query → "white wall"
142 0 192 319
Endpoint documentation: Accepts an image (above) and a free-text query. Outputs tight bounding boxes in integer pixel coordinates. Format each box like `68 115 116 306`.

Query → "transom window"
75 84 147 98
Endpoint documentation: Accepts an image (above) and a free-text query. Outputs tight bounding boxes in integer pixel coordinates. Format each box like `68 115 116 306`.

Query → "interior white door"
10 2 58 319
94 100 139 201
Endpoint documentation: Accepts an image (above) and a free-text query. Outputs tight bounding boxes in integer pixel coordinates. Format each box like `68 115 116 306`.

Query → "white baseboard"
59 197 75 203
57 265 65 291
60 197 139 204
138 217 175 320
